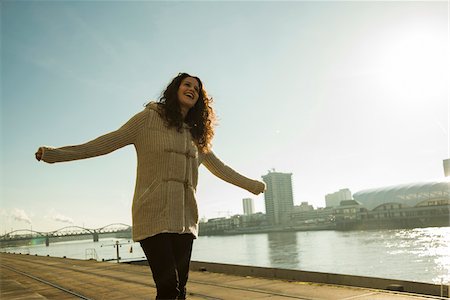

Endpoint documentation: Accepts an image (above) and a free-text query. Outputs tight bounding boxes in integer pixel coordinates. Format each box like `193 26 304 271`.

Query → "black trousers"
140 233 194 300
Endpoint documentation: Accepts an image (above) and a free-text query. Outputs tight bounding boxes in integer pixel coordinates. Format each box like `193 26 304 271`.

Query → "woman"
35 73 265 299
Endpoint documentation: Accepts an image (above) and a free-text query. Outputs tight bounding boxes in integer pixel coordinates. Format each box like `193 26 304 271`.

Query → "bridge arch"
0 229 47 240
50 226 95 236
96 223 131 233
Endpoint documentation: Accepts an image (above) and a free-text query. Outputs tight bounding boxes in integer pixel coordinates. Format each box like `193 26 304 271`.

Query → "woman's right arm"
36 108 149 164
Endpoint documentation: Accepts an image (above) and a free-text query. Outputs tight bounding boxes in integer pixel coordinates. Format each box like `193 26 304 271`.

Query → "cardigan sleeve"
201 151 265 195
40 108 149 164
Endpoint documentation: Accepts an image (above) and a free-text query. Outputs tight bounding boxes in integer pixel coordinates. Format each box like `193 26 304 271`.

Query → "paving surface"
0 253 444 299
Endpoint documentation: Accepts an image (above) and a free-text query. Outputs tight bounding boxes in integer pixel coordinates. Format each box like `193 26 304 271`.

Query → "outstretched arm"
36 108 149 164
202 151 265 195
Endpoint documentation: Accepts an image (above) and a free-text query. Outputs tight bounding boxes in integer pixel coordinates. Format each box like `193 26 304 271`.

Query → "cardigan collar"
146 102 192 130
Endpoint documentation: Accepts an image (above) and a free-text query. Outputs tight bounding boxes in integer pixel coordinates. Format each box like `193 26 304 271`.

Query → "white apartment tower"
444 159 450 177
262 170 294 225
242 198 255 215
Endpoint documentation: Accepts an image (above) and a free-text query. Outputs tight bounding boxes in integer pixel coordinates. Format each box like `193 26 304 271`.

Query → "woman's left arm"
201 151 265 195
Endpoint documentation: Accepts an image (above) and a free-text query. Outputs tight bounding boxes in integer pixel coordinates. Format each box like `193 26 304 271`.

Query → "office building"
325 188 352 208
262 170 294 225
242 198 255 215
444 158 450 177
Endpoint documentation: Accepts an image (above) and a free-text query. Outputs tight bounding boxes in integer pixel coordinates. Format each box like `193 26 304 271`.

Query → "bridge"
0 223 131 246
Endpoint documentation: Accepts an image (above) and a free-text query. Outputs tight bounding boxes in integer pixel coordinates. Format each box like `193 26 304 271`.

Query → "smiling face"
177 77 200 114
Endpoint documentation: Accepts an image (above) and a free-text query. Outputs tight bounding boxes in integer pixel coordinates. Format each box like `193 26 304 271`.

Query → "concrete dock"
0 252 447 299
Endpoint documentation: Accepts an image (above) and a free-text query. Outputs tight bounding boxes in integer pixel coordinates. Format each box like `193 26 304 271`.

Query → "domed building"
335 180 449 230
353 181 449 210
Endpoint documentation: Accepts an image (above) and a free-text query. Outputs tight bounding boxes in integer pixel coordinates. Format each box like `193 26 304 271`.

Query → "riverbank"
199 219 449 237
199 223 335 236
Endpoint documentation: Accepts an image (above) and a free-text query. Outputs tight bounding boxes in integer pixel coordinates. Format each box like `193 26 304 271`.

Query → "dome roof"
353 180 450 210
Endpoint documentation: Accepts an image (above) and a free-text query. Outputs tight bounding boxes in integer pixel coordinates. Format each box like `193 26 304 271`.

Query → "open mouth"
185 93 194 99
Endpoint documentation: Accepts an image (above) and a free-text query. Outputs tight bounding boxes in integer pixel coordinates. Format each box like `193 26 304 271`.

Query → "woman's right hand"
35 147 44 161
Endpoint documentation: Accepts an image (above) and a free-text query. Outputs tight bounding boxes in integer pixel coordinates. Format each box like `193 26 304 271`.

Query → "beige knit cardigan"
41 103 264 241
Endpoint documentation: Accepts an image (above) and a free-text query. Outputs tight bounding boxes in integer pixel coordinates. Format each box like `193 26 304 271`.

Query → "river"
2 227 449 285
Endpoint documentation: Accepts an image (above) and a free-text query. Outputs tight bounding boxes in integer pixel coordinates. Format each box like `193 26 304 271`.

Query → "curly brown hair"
156 73 216 153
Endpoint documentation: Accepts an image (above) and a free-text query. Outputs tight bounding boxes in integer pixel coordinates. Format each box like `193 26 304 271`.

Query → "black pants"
140 233 194 300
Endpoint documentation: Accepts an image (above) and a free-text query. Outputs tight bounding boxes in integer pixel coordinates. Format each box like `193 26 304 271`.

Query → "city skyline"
1 1 448 232
2 164 448 233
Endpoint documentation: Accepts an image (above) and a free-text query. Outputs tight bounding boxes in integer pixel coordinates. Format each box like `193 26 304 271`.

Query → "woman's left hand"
35 147 44 161
251 181 266 195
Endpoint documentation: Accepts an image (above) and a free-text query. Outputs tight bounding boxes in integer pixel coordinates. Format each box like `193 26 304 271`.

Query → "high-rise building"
242 198 255 215
262 170 294 225
444 159 450 177
325 188 352 208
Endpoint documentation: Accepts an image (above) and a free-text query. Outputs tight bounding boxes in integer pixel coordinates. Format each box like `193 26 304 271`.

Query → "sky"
1 0 448 234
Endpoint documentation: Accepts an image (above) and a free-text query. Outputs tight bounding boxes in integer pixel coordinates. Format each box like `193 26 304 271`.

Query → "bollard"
116 240 120 263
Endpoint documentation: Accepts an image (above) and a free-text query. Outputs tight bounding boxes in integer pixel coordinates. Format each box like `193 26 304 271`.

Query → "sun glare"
376 28 445 99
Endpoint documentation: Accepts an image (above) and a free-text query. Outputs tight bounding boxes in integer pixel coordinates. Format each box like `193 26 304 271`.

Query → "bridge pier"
93 231 99 242
45 235 50 247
